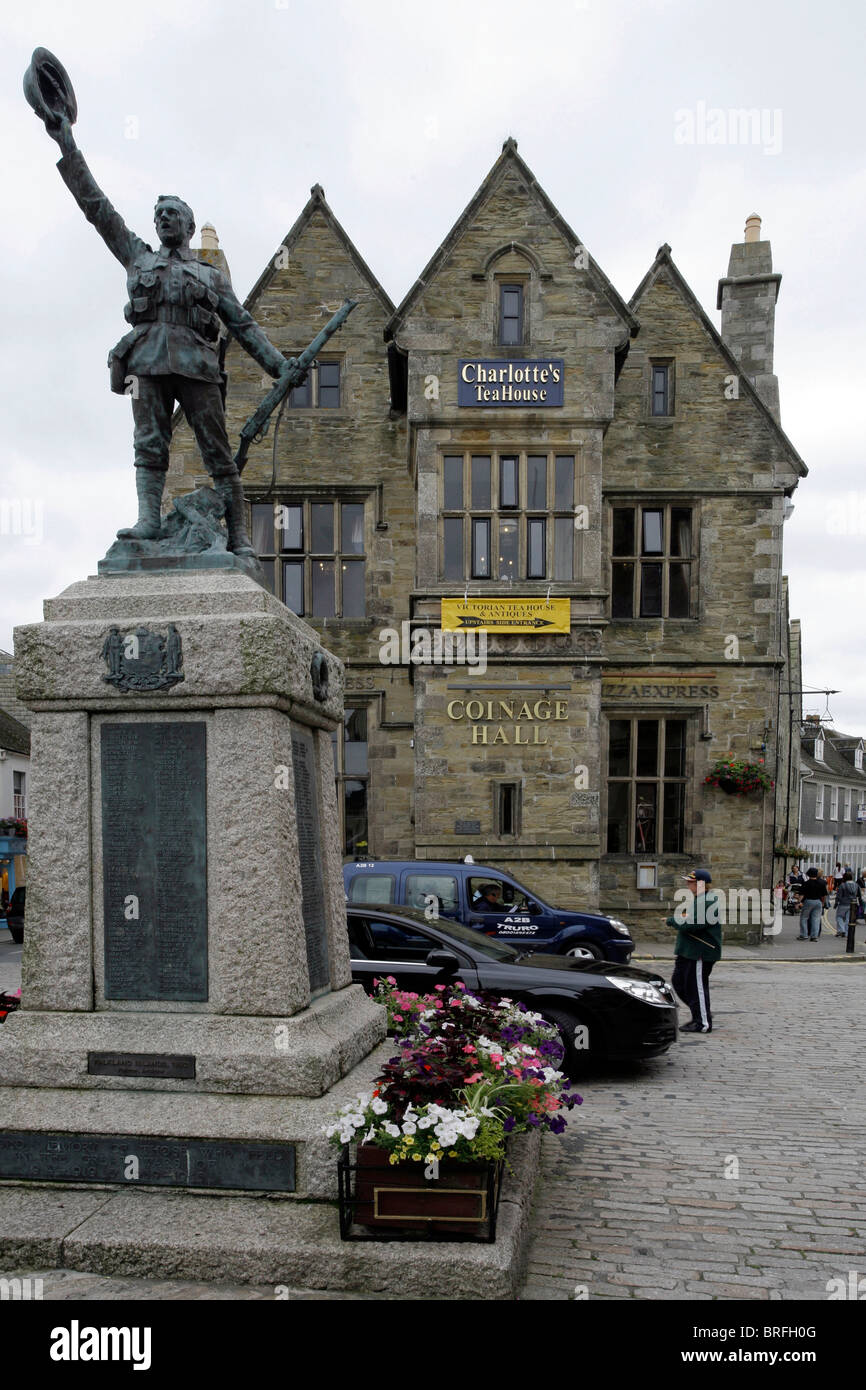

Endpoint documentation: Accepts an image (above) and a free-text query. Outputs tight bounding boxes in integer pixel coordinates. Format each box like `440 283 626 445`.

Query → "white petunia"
370 1098 388 1115
382 1121 400 1138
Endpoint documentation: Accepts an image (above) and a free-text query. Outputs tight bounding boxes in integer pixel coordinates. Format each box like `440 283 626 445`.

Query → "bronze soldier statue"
26 50 295 557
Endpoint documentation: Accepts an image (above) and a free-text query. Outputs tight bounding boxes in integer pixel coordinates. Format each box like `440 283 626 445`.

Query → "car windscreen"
429 916 521 962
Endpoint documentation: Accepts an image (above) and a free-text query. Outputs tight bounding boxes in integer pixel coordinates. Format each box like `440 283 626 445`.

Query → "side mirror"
526 901 541 915
426 949 460 973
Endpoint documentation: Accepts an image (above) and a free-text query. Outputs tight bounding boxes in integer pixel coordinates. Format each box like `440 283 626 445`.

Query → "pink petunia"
434 985 446 992
465 1072 483 1083
393 1014 403 1022
463 1044 477 1054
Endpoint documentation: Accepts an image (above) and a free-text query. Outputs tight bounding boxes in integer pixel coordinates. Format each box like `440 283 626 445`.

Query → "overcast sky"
1 0 863 730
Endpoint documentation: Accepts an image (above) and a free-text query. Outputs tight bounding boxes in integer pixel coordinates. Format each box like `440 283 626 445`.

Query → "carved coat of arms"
101 624 184 692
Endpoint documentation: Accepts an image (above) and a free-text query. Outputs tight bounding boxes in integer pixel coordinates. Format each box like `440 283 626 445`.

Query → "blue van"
342 860 634 963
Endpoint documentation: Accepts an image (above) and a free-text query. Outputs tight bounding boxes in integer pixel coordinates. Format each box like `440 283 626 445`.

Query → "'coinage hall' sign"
458 359 564 407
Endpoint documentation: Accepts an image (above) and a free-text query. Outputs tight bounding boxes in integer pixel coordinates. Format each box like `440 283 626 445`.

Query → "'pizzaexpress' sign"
458 359 564 407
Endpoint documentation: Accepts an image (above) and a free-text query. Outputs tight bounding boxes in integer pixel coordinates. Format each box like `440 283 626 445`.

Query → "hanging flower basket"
704 756 774 796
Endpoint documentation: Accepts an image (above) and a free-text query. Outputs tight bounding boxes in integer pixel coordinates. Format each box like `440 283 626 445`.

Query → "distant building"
0 664 30 904
798 720 866 872
167 140 807 936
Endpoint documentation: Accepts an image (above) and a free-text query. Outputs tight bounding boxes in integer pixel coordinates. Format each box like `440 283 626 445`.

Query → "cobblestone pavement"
522 959 866 1300
4 942 864 1302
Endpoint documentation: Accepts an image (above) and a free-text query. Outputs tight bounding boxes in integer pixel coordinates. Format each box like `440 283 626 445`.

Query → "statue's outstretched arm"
46 115 146 270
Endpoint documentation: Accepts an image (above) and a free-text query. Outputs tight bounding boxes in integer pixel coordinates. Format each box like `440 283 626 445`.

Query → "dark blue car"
343 859 634 963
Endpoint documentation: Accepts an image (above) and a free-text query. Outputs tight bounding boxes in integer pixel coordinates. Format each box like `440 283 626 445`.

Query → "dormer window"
856 745 863 771
814 735 824 761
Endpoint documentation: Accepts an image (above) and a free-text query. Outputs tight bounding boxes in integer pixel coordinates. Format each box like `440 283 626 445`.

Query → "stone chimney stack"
717 215 782 421
195 222 232 284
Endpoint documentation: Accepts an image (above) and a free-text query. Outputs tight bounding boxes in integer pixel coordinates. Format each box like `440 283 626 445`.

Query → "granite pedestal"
0 570 385 1199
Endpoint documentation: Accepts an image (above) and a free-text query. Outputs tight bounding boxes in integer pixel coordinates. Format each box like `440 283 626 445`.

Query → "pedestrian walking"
795 867 828 940
665 869 722 1033
833 871 860 939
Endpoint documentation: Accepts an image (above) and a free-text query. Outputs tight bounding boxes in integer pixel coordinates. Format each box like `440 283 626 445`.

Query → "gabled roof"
629 245 807 479
0 709 30 757
243 184 395 317
385 138 638 341
800 732 866 783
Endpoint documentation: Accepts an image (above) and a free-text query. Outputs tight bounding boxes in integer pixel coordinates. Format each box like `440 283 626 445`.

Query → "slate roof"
800 727 866 785
0 708 30 756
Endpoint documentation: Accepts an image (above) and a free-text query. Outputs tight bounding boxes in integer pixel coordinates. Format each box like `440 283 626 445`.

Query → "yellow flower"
449 1150 458 1157
412 1153 422 1161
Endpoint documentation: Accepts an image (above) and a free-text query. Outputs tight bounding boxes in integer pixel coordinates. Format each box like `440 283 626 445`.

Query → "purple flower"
503 1116 517 1133
549 1115 567 1134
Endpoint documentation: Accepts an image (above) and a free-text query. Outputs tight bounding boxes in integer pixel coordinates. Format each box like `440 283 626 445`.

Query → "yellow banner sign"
441 598 570 634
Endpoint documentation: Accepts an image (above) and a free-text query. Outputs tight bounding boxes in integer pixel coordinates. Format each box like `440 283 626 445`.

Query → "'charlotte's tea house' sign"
458 359 564 407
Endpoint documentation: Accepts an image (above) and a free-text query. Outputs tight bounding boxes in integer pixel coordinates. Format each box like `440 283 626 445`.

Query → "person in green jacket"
665 869 722 1034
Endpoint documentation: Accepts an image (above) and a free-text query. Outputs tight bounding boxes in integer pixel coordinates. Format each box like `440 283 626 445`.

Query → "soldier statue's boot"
116 468 165 540
216 474 255 557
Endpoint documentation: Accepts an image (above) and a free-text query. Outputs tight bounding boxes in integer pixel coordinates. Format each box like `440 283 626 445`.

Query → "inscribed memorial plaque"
101 722 208 1001
291 726 331 995
0 1131 295 1192
87 1051 196 1079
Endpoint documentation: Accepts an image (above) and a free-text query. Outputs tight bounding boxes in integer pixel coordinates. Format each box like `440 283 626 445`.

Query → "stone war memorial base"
0 567 538 1296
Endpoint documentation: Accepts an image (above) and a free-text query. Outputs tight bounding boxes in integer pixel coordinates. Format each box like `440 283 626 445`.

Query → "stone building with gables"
798 720 866 874
166 139 807 935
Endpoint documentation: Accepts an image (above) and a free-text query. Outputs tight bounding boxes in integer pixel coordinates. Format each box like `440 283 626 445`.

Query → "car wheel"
563 942 603 962
537 1006 590 1075
7 924 23 945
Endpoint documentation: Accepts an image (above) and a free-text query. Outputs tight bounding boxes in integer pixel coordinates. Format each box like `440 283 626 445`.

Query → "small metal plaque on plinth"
455 819 481 834
291 726 331 996
87 1052 196 1080
0 1131 295 1192
101 721 208 1001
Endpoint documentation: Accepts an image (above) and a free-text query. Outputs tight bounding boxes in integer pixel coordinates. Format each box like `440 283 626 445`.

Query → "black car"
347 904 678 1073
5 886 24 945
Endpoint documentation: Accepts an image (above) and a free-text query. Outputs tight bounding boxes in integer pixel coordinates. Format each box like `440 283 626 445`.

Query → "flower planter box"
338 1144 503 1242
717 777 739 794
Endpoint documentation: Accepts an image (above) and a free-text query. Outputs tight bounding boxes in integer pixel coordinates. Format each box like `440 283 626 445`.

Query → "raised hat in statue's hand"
23 48 78 128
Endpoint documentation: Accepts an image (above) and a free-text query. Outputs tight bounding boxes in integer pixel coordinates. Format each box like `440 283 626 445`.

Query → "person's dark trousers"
671 956 714 1030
